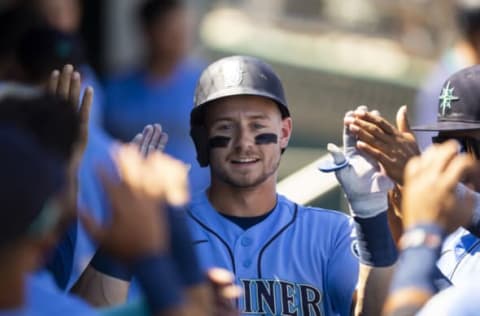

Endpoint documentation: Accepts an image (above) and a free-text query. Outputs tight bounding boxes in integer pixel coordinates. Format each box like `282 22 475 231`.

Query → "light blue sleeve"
418 282 480 316
326 218 359 316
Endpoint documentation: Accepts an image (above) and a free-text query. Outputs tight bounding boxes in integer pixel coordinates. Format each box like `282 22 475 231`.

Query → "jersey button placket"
241 237 252 247
235 234 255 274
242 259 252 268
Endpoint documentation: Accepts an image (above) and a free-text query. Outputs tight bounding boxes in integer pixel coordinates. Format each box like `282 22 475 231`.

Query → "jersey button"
243 259 252 268
241 237 252 247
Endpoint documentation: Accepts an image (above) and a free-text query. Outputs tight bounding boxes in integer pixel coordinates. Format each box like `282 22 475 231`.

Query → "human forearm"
70 265 130 307
353 213 397 316
383 224 444 316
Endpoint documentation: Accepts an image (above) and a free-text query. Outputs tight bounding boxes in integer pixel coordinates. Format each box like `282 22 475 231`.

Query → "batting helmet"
190 55 289 167
413 64 480 131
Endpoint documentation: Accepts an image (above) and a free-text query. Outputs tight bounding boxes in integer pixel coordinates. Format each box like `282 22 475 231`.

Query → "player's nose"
232 126 255 151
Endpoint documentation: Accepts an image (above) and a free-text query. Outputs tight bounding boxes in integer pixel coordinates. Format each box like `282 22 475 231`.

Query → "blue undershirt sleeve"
169 206 205 286
45 221 77 290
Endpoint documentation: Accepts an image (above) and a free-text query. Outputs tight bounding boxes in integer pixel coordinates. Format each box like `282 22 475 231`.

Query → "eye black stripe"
208 136 230 148
255 133 277 145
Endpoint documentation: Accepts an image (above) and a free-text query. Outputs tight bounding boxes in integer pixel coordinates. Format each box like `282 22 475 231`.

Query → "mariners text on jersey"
187 192 359 316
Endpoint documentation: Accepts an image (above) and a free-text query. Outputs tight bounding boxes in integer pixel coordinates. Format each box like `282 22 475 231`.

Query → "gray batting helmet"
190 55 289 167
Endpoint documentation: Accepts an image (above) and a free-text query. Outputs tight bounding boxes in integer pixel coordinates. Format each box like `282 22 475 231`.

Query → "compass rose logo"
438 81 459 116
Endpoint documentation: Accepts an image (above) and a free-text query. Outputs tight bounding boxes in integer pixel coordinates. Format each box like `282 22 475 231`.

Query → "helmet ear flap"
190 125 209 167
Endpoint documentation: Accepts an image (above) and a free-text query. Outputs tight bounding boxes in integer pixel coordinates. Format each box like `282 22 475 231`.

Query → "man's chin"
224 175 270 189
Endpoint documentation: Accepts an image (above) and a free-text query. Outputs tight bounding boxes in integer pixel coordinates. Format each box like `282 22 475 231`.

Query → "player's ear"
279 117 292 149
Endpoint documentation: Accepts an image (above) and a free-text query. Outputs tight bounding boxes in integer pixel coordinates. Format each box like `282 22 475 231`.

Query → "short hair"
139 0 184 28
456 1 480 38
0 5 40 59
0 94 80 161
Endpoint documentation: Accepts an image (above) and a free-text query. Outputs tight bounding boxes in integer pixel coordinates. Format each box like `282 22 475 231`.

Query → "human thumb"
327 143 346 164
396 105 412 133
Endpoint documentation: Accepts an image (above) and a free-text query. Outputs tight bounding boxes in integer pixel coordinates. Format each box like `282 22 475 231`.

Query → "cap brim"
412 121 480 131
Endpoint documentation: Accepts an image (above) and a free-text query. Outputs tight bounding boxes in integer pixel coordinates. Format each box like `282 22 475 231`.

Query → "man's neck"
208 179 277 217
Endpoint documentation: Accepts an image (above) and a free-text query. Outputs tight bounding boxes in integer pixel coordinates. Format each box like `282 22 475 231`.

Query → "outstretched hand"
81 145 190 262
322 106 393 218
347 105 420 185
47 64 93 222
402 140 478 233
48 64 93 156
207 268 242 316
131 123 168 157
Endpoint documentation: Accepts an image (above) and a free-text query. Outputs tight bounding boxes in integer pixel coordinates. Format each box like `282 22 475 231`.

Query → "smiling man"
184 56 396 315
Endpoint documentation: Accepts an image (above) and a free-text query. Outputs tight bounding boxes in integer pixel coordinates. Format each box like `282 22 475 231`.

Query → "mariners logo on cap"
439 81 460 116
222 59 244 88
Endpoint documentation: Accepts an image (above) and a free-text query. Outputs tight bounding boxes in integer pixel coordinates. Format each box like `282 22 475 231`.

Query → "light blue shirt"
437 227 480 286
187 192 358 316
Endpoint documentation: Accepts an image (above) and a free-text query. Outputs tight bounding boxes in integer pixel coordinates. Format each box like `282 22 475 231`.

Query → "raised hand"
81 144 190 261
131 123 169 157
207 268 242 316
46 65 93 221
48 64 93 155
402 140 478 233
322 106 393 218
347 105 420 185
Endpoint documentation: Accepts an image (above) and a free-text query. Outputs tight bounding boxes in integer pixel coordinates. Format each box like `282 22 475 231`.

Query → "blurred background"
1 0 471 211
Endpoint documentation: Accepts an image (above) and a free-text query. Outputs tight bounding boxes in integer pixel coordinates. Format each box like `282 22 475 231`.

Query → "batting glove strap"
133 255 184 313
354 212 398 267
390 224 445 295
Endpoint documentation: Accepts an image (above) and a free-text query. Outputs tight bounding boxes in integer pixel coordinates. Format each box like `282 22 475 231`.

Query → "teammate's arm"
384 140 477 316
79 145 192 315
346 106 419 241
321 106 399 315
71 122 171 306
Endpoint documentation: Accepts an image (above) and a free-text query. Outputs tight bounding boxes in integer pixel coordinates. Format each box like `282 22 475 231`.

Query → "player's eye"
252 122 266 130
214 123 233 132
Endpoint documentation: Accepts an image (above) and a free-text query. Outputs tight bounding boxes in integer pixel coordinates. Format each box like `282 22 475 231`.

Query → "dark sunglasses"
432 135 480 158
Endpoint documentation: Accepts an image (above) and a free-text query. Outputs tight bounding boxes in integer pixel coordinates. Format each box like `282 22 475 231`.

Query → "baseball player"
384 140 479 315
343 65 480 287
413 65 480 286
186 55 397 315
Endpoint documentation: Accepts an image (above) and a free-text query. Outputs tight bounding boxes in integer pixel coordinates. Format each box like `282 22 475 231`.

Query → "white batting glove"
327 110 393 218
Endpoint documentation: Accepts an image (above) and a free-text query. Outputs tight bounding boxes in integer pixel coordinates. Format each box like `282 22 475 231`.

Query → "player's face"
35 0 81 33
205 95 292 188
147 7 190 61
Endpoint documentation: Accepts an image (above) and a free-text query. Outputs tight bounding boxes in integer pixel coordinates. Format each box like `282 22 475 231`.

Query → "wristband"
354 212 398 267
390 224 445 294
399 224 444 250
90 249 132 281
133 255 183 312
